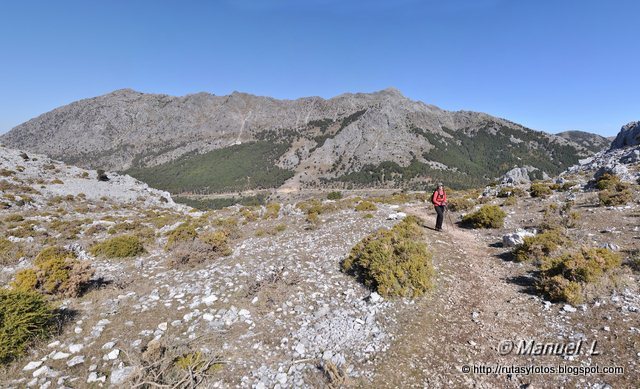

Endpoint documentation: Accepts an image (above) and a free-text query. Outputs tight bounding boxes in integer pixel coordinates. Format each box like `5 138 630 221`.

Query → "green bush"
263 202 281 219
598 189 633 206
595 173 622 191
502 196 517 206
90 235 145 258
12 247 93 298
0 289 55 364
199 230 232 256
341 216 434 297
513 229 566 262
446 197 475 212
529 182 552 198
0 238 24 265
355 200 377 212
327 191 343 200
461 205 506 228
165 224 197 250
537 248 622 304
497 187 524 198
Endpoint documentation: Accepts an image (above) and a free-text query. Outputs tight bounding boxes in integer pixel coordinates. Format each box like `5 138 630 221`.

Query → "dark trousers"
434 205 445 230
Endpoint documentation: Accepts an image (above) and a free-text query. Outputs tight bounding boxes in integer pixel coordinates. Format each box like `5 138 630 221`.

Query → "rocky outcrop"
610 121 640 150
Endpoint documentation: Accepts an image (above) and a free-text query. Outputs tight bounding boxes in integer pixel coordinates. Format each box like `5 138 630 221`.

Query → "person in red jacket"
431 182 447 231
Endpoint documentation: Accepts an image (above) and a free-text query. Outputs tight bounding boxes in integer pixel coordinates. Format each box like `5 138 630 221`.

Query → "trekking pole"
445 205 455 229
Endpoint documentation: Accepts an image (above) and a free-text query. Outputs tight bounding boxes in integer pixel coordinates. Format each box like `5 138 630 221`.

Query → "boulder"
501 167 531 185
502 229 537 247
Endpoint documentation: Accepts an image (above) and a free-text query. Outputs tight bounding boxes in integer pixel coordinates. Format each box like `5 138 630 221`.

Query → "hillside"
1 138 639 387
1 89 603 193
556 130 610 153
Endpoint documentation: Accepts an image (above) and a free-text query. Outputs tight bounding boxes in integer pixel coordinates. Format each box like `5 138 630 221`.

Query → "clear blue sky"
0 0 638 136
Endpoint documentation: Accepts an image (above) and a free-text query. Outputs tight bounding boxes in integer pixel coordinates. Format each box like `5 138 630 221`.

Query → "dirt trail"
361 207 558 388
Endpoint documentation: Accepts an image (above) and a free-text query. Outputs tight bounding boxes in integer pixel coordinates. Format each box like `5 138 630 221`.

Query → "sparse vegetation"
90 234 145 258
461 205 506 228
0 289 55 364
341 216 434 297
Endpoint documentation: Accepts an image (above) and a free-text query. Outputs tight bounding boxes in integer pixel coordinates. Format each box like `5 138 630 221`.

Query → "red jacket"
432 189 447 206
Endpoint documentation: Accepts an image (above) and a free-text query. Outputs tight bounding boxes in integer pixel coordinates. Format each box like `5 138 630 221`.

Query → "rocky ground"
1 144 639 388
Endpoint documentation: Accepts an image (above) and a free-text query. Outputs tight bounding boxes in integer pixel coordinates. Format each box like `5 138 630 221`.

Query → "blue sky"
0 0 638 136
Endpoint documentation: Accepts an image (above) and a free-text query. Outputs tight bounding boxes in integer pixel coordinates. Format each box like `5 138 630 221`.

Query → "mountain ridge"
0 88 607 192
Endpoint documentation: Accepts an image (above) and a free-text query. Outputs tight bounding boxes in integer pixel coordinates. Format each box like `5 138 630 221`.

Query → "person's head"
437 182 444 190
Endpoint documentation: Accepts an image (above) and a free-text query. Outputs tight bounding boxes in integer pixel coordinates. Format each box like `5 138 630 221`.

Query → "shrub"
165 224 197 250
240 207 259 222
0 238 24 265
90 235 145 258
363 213 374 219
327 191 343 200
513 229 566 262
306 211 320 227
446 197 475 212
598 189 632 206
538 275 584 305
341 216 434 297
96 169 109 181
355 201 377 212
263 202 281 219
461 205 506 228
13 247 94 297
213 218 241 239
537 248 622 304
529 182 552 198
4 214 24 223
199 230 232 256
595 173 622 191
0 289 55 364
51 179 64 185
502 196 517 207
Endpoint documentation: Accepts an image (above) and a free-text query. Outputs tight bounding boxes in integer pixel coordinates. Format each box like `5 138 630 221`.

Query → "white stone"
32 365 50 377
47 341 60 348
203 313 214 321
157 322 168 331
275 373 287 385
110 366 136 385
294 343 306 356
105 349 120 360
369 292 382 303
66 355 85 367
51 351 70 360
23 361 43 371
203 295 218 305
238 309 251 318
563 304 577 313
68 344 83 353
87 372 106 383
102 341 116 350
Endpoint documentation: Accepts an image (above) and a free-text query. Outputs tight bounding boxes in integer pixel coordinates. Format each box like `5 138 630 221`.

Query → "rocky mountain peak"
610 120 640 150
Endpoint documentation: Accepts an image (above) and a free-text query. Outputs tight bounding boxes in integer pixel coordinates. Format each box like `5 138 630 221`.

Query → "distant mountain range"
0 88 610 192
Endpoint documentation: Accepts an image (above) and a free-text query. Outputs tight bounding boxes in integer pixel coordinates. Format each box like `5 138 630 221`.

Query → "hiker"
431 183 447 231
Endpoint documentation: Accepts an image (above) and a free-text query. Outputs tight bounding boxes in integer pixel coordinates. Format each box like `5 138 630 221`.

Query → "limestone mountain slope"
1 89 602 192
